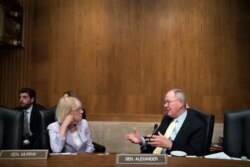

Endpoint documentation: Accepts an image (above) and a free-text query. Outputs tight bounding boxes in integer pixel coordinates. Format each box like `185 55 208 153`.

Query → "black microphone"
145 124 159 142
151 123 159 136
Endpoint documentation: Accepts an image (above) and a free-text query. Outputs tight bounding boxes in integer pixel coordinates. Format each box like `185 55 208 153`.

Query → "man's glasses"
163 99 180 105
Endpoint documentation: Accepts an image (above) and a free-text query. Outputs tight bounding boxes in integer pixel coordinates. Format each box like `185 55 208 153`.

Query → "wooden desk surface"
0 153 249 167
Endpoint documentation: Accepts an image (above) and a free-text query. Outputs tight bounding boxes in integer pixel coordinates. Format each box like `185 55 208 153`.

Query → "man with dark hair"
14 87 46 149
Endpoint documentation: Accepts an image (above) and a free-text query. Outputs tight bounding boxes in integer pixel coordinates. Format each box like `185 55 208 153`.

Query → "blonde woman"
47 97 94 153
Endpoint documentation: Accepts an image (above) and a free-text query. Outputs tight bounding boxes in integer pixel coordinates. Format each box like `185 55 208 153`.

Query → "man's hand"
147 132 173 149
23 139 30 145
125 128 142 144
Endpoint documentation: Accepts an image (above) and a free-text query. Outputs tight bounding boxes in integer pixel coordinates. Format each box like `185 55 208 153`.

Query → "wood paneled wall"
1 0 250 122
0 0 31 107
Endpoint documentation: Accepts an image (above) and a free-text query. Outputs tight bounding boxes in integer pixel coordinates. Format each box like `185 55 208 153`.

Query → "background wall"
88 121 224 153
1 0 250 122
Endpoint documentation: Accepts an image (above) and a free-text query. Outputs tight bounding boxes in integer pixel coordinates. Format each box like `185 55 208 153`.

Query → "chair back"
189 108 215 155
39 106 57 152
224 108 250 158
0 106 23 149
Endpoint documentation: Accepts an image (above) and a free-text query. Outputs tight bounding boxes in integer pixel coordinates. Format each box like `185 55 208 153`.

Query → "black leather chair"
188 108 215 155
39 107 106 153
224 108 250 158
0 106 23 149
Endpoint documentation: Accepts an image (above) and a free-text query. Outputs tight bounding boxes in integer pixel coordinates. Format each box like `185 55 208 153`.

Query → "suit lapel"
76 122 87 150
158 116 172 135
66 121 86 151
29 105 35 132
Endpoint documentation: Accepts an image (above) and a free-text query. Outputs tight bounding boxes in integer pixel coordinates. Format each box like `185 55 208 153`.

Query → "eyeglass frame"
163 99 181 105
70 107 83 113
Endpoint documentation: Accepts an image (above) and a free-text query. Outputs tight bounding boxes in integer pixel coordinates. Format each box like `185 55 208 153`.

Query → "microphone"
152 124 159 136
146 124 158 141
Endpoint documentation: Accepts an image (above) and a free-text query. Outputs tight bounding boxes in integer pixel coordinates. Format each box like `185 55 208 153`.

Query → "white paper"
204 152 231 159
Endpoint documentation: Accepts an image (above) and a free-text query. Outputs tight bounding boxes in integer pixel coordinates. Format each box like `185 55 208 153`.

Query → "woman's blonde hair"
56 97 82 123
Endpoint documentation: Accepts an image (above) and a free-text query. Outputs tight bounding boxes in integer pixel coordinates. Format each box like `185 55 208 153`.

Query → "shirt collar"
175 110 187 123
25 104 33 114
76 120 83 127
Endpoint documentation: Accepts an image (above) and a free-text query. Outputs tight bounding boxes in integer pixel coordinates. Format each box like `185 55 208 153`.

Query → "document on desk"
50 152 77 155
204 152 231 160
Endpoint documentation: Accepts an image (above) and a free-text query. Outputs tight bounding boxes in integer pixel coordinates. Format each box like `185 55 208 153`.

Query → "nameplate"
0 150 49 160
116 154 167 166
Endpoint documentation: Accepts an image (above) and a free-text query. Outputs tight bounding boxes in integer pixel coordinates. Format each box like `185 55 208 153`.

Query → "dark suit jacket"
14 103 46 149
142 108 206 155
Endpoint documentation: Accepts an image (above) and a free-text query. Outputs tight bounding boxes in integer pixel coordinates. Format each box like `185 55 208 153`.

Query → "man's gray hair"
172 89 187 105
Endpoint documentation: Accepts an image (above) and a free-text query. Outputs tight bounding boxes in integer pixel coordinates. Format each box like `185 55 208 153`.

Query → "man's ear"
178 100 184 108
31 97 34 103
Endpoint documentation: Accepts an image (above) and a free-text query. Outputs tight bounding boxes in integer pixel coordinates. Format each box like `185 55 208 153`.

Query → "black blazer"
15 103 46 148
142 109 206 155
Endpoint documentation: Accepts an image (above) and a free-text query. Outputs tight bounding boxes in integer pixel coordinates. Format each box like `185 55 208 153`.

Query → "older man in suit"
14 87 46 149
125 89 205 155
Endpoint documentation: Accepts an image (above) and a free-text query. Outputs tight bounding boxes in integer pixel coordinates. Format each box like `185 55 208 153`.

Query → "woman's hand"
61 114 74 128
59 114 74 138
